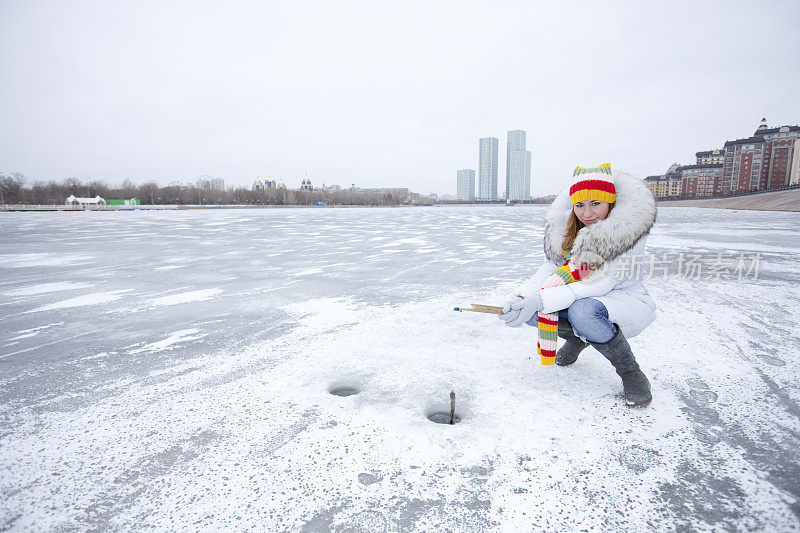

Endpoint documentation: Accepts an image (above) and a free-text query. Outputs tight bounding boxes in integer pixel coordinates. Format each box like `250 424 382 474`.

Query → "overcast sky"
1 0 798 196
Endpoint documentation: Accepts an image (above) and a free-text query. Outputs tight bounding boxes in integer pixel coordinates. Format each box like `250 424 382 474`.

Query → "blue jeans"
526 297 617 343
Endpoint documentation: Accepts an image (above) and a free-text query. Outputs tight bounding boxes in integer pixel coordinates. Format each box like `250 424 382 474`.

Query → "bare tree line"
0 173 425 206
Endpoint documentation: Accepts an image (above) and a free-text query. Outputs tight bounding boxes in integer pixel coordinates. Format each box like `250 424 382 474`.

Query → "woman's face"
573 200 610 226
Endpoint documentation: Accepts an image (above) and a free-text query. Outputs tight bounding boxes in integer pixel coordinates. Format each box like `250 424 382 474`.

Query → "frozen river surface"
1 206 799 531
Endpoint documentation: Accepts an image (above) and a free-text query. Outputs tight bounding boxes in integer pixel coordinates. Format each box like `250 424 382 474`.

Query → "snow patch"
81 352 110 361
129 329 206 354
25 290 132 313
147 289 223 306
3 282 93 297
0 253 95 268
6 323 62 340
292 268 323 276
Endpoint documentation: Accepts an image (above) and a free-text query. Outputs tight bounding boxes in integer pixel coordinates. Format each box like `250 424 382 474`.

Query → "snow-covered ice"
0 206 798 531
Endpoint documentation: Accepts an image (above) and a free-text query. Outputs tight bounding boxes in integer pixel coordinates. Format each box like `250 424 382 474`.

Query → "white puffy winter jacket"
516 234 656 339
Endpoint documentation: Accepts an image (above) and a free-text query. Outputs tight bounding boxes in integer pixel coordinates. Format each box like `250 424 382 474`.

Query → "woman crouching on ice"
499 163 657 407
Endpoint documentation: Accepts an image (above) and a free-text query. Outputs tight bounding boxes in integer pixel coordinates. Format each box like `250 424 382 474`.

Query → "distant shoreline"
6 198 798 213
657 187 800 212
0 204 416 212
0 203 553 212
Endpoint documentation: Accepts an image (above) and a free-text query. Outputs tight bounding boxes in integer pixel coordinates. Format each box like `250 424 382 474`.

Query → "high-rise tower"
478 137 499 200
506 130 531 201
456 169 475 200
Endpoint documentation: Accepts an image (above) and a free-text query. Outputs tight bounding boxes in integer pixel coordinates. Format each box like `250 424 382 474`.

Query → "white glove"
506 293 544 327
498 296 523 324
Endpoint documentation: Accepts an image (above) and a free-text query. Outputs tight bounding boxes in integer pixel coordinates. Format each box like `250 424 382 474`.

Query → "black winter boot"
555 317 589 366
589 327 652 407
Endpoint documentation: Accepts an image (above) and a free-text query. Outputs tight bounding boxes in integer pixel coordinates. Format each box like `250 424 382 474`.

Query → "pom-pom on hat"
569 163 616 205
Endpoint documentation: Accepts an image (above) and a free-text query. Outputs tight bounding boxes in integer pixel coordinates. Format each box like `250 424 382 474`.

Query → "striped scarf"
537 250 592 365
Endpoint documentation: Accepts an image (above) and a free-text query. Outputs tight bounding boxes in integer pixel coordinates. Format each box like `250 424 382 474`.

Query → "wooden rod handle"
453 304 503 315
471 304 503 314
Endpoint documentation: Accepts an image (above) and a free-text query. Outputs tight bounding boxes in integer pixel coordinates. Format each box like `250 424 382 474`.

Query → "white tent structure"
65 195 106 206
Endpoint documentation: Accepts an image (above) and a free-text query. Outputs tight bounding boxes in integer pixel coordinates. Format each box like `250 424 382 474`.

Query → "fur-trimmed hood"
543 173 656 268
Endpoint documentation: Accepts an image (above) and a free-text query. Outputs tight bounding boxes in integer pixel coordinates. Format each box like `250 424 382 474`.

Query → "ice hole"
329 385 360 397
427 412 462 424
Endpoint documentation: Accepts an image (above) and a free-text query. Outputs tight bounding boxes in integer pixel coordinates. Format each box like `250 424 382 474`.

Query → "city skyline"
458 130 531 201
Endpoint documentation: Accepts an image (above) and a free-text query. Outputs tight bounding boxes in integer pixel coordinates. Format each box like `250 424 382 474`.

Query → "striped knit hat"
569 163 615 205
